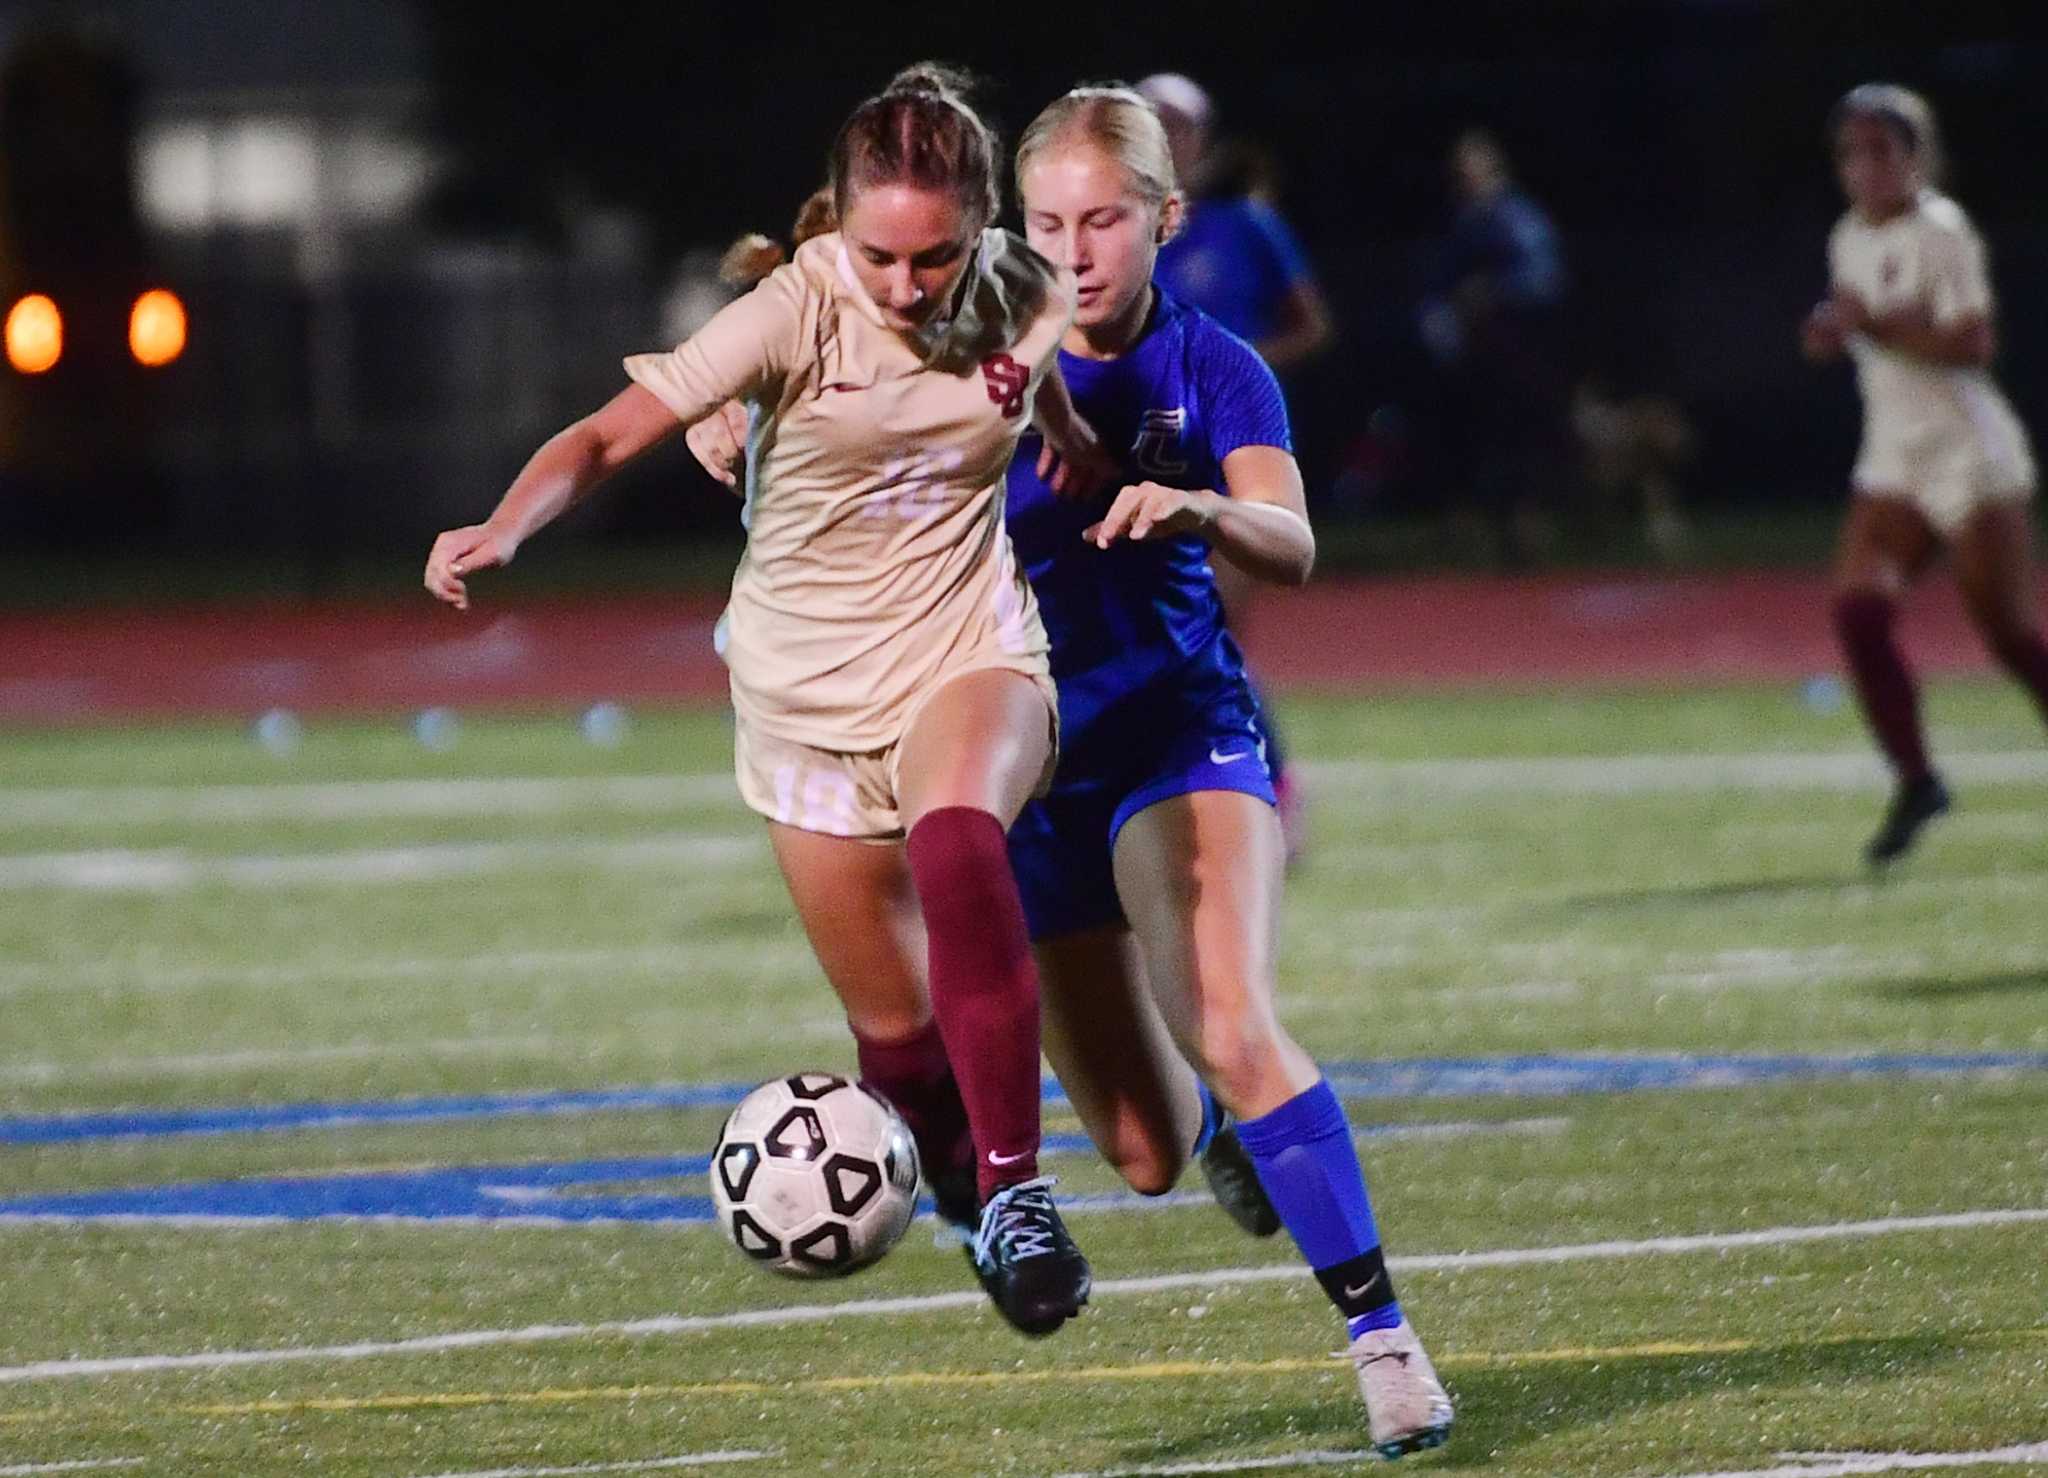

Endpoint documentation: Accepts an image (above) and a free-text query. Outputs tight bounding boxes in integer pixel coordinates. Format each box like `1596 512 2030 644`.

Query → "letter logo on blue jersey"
1134 407 1189 477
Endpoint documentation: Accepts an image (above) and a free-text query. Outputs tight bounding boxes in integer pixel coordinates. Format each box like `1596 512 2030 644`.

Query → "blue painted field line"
0 1135 1109 1225
0 1123 1493 1226
4 1052 2045 1148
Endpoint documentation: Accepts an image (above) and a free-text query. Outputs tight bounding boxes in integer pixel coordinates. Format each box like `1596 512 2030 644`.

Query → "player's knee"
1116 1148 1184 1198
1099 1131 1184 1197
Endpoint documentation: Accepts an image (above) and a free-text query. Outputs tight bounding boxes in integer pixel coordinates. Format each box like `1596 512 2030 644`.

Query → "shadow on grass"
1072 1331 1970 1473
1867 969 2048 1003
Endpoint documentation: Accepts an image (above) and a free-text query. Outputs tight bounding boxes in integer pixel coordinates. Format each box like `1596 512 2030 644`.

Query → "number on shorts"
772 763 860 836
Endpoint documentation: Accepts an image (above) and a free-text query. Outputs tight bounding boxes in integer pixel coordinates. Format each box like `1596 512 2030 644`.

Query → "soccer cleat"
1865 772 1952 867
1198 1118 1281 1237
969 1177 1091 1337
1346 1319 1454 1460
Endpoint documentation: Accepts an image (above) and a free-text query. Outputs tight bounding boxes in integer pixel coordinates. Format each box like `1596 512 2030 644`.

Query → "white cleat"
1346 1319 1454 1459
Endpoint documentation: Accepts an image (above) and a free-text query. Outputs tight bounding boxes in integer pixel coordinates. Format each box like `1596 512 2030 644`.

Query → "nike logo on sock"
1343 1270 1386 1300
1209 748 1250 765
987 1149 1031 1166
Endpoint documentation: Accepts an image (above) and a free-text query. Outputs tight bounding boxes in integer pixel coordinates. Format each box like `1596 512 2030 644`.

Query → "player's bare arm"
1084 445 1313 587
425 383 680 610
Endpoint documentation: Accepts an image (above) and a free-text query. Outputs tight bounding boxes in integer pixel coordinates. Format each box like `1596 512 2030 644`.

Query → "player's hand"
1037 416 1117 500
1828 289 1873 335
1083 482 1219 548
1800 300 1849 361
424 523 517 611
686 400 749 492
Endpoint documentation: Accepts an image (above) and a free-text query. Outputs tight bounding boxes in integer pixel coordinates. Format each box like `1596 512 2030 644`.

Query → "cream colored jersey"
1829 191 2032 501
624 229 1073 751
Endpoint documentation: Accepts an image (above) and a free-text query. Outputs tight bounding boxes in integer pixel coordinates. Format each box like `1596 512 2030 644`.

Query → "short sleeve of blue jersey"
1189 316 1293 468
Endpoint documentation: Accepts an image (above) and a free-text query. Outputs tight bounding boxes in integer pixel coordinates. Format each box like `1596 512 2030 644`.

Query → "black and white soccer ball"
710 1072 920 1278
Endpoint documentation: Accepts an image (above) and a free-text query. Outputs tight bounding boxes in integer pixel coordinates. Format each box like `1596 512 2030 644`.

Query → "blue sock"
1190 1080 1224 1158
1235 1079 1404 1337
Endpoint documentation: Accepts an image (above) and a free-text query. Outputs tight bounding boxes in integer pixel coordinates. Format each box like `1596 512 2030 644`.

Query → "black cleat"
926 1164 979 1232
969 1177 1091 1337
1865 773 1952 867
1199 1118 1281 1237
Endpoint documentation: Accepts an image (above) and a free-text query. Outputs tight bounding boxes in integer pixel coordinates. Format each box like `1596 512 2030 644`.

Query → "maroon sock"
1988 627 2048 730
850 1017 974 1185
904 806 1042 1202
1834 591 1931 783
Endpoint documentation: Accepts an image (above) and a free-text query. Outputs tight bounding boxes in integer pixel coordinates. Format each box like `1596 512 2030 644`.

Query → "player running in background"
1134 72 1336 864
425 64 1107 1337
688 82 1452 1459
1802 85 2048 865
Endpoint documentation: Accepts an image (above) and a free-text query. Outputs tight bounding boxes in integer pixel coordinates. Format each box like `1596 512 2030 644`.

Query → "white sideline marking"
0 834 758 893
0 942 807 1000
3 1206 2043 1385
1660 1440 2048 1476
1049 1452 1376 1477
3 749 2044 833
0 775 735 828
0 1463 144 1476
407 1454 772 1478
0 1035 555 1086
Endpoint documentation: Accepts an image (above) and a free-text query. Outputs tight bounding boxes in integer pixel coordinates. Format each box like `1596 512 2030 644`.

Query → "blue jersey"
1005 290 1291 759
1154 197 1314 346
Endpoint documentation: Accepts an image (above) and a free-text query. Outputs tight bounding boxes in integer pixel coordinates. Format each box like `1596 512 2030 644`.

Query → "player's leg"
764 823 975 1229
1833 491 1947 864
1950 498 2048 729
895 667 1088 1335
1037 925 1202 1197
1113 787 1452 1457
1212 558 1305 866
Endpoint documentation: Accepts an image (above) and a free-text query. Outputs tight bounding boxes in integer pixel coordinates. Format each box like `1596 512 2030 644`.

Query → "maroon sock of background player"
1834 591 1931 783
1988 628 2048 729
904 805 1042 1203
850 1017 974 1185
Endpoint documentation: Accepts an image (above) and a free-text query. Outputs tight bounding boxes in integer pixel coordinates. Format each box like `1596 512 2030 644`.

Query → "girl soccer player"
693 83 1452 1459
424 64 1105 1337
1803 84 2048 865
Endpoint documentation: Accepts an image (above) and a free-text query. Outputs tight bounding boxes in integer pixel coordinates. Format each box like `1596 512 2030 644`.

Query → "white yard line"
0 1035 556 1086
0 834 759 893
3 749 2044 833
0 775 735 828
407 1454 772 1478
0 941 812 1001
2 1205 2041 1385
1657 1440 2048 1476
0 1463 144 1477
1048 1453 1378 1477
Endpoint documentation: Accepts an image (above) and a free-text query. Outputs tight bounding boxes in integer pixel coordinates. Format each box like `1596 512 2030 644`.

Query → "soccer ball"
710 1072 920 1278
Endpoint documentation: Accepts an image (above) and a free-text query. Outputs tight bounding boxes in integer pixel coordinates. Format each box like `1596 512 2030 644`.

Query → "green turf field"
1 681 2044 1477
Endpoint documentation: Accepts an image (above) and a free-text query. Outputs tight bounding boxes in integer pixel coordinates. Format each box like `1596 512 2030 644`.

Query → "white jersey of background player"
1829 185 2033 530
1803 84 2048 870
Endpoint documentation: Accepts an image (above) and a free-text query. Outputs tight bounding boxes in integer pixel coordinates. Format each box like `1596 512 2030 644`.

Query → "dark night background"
0 0 2041 569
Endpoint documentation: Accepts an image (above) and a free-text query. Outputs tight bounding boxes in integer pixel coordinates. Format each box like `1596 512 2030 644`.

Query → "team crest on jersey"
1881 256 1900 288
1133 408 1189 477
980 353 1029 418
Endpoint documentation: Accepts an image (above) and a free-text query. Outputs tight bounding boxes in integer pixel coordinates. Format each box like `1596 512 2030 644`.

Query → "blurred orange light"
130 288 187 367
6 294 63 374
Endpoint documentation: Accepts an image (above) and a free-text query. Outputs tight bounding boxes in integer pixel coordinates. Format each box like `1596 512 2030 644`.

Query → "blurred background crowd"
0 0 2039 592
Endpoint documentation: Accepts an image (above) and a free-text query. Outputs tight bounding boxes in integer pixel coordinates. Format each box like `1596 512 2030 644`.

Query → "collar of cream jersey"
835 230 993 357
